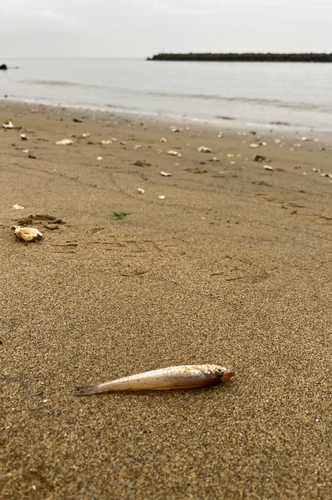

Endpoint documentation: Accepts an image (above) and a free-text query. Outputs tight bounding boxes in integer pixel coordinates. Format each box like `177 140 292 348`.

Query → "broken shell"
160 171 172 176
11 226 42 242
82 133 90 138
167 150 179 156
120 141 127 145
2 121 13 129
198 147 212 153
97 156 103 160
209 157 220 162
55 139 73 145
263 165 274 171
12 204 24 210
171 128 181 132
21 134 29 140
137 188 145 194
158 195 166 200
250 143 260 148
22 149 29 154
160 138 167 142
253 154 266 162
101 140 112 144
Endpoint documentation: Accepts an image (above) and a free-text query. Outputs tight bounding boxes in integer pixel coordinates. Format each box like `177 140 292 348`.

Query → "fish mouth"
221 368 234 382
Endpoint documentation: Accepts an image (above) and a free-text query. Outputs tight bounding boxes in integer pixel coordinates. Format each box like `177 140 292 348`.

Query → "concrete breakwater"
148 53 332 62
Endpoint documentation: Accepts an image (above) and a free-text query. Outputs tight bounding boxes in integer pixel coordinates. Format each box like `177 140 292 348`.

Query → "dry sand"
1 101 331 499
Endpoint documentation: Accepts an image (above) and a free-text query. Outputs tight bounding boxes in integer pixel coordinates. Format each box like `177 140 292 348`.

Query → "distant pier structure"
147 53 332 62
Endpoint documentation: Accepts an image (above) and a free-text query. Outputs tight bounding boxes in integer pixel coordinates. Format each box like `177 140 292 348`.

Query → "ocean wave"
23 80 98 89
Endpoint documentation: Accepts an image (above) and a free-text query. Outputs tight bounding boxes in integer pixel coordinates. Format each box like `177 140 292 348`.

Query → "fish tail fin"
75 384 99 396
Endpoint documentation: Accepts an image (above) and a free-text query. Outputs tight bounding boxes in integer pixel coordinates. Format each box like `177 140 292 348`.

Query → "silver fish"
76 364 234 396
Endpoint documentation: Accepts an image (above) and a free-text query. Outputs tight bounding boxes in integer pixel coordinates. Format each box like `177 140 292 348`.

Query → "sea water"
1 57 332 131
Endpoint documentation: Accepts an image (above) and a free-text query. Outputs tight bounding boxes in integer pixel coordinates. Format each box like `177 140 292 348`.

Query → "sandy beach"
1 100 331 499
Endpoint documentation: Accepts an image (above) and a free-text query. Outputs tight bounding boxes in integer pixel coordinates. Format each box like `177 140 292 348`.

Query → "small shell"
137 188 145 194
160 171 172 176
55 139 73 145
250 143 260 148
158 195 166 200
2 121 13 129
21 134 29 140
11 226 42 242
101 140 112 144
97 156 103 160
160 138 167 142
167 150 179 156
198 147 212 153
12 204 24 210
263 165 274 171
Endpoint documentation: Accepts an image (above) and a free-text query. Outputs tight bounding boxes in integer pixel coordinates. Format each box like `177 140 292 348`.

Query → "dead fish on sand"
76 364 234 395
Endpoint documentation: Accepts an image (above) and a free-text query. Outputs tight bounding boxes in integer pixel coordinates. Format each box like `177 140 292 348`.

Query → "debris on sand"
160 171 172 176
167 150 179 156
28 154 36 159
20 134 29 140
160 138 167 142
101 140 112 145
73 118 83 123
198 147 212 153
263 165 274 171
11 226 42 242
137 188 145 194
2 121 13 129
253 155 266 162
55 139 73 145
158 195 166 200
12 204 24 210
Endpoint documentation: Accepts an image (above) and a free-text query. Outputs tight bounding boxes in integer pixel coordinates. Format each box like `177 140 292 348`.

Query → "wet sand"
1 101 332 499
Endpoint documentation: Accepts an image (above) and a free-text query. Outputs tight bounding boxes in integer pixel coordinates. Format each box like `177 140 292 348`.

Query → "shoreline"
3 97 332 143
1 100 331 499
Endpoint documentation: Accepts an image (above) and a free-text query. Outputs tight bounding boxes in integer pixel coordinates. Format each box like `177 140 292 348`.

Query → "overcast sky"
1 0 332 58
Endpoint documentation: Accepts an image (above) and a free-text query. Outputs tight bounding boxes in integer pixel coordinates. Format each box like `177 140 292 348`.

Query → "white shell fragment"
198 147 212 153
21 134 29 140
158 195 166 200
137 188 145 194
250 143 260 148
55 139 73 145
82 133 90 138
160 137 167 142
101 140 112 144
12 204 24 210
160 171 172 176
97 156 103 160
167 150 179 156
263 165 274 171
301 137 313 142
11 226 42 242
2 121 13 129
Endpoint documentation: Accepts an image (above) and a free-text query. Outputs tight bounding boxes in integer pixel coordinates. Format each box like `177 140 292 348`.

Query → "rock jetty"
148 53 332 62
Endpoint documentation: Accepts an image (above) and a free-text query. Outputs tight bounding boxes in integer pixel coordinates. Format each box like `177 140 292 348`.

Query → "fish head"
214 365 234 383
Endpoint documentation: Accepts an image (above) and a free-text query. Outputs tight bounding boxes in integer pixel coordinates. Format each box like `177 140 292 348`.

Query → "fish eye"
216 369 224 377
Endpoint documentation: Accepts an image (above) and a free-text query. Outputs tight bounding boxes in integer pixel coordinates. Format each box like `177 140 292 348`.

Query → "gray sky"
1 0 332 58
